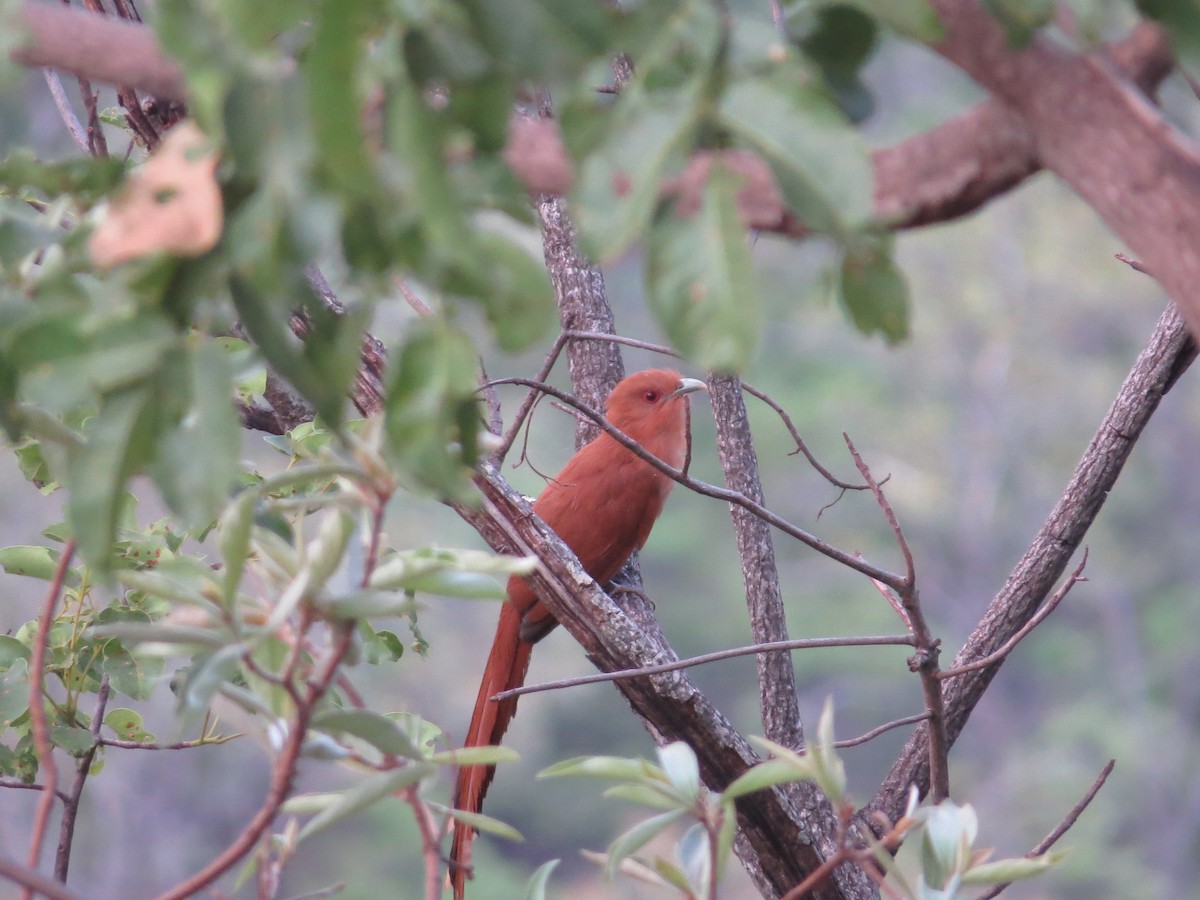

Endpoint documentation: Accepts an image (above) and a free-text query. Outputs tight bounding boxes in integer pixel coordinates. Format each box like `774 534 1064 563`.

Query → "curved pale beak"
670 377 708 399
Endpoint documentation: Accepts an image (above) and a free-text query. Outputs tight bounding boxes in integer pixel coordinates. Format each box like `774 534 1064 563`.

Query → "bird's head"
605 369 707 444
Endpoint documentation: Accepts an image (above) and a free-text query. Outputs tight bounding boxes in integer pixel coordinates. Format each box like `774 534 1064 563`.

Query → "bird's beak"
670 377 708 399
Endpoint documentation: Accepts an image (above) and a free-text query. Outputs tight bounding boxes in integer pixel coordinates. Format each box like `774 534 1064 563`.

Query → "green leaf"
18 313 177 415
646 159 760 372
722 757 815 801
218 490 257 604
523 859 561 900
362 626 405 664
605 808 688 881
228 274 360 428
297 765 434 842
961 851 1066 884
850 0 945 41
0 635 30 670
790 4 878 121
175 644 245 728
464 226 555 352
104 707 156 742
67 386 160 566
304 0 383 201
657 741 700 803
0 658 29 728
0 545 63 581
0 151 126 201
50 724 96 757
318 588 418 619
573 92 701 262
540 755 658 781
312 709 424 759
980 0 1055 44
458 0 612 83
99 641 159 701
440 805 524 841
721 74 873 235
431 745 520 767
838 233 910 343
383 319 481 497
403 570 507 600
603 783 683 811
153 341 240 527
389 68 472 254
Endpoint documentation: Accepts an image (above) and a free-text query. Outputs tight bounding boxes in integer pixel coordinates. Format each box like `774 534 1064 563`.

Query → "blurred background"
3 16 1199 900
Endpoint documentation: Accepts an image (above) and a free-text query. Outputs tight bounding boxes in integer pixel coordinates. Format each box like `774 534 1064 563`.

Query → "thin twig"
22 540 75 900
477 378 905 590
940 550 1088 681
843 435 914 590
395 278 435 317
41 69 89 154
975 760 1115 900
0 856 83 900
833 713 930 750
742 383 872 493
154 623 356 900
561 330 679 358
98 735 238 750
491 634 914 701
844 435 950 803
55 676 110 881
0 781 69 803
493 332 570 463
399 784 444 900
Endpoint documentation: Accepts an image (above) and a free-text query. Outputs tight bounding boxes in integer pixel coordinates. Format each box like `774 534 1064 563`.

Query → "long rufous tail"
450 600 534 899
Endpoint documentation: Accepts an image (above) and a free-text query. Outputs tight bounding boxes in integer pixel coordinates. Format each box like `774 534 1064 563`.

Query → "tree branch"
13 2 187 103
868 303 1196 825
491 633 914 701
925 4 1200 338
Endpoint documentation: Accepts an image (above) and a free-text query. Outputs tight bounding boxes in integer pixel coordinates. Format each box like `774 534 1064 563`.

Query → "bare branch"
844 438 949 803
54 676 110 881
0 781 69 803
491 633 914 701
940 551 1088 681
40 69 89 154
868 303 1196 826
0 856 83 900
741 383 871 492
834 713 930 751
975 760 1115 900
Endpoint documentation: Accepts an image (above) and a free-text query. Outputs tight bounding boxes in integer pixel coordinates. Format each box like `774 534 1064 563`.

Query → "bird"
449 369 706 898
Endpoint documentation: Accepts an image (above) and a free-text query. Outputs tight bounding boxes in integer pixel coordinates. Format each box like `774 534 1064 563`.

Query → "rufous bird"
450 369 706 897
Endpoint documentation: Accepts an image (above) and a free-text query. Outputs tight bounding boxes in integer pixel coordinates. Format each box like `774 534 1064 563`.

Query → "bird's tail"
450 600 534 899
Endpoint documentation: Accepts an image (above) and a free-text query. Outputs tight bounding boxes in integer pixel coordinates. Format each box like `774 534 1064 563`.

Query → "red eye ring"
644 389 660 402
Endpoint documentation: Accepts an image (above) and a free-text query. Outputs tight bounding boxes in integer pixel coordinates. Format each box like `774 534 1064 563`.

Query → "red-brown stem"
22 540 75 899
154 623 355 900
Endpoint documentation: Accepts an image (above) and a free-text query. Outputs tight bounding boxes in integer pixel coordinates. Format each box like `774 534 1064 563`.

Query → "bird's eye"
644 389 660 402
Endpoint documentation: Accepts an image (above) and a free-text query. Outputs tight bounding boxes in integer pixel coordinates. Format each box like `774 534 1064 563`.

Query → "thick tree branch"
868 303 1196 825
708 373 805 751
925 3 1200 337
13 2 187 103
